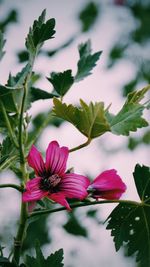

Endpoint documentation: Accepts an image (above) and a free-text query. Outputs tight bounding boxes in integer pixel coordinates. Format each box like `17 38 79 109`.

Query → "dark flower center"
40 174 61 193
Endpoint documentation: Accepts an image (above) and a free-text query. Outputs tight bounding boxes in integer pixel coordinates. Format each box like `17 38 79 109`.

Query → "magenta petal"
45 141 69 175
59 173 90 200
27 145 45 176
89 169 126 200
48 192 71 210
22 177 48 202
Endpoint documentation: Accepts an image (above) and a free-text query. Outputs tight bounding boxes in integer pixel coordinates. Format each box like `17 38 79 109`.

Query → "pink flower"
87 169 126 200
23 141 90 210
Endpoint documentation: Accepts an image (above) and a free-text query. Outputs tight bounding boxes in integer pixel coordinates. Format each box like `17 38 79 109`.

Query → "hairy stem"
12 202 27 265
0 99 18 148
18 81 28 164
69 138 91 153
0 183 23 192
29 199 145 218
12 81 29 265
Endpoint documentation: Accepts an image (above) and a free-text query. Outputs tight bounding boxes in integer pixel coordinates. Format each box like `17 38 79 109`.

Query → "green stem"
12 202 27 265
12 53 36 265
18 81 28 164
0 183 23 192
0 99 18 148
69 138 91 153
12 78 31 265
29 199 146 218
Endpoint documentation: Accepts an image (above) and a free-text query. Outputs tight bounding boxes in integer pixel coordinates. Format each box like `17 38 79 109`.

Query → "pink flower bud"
88 169 126 200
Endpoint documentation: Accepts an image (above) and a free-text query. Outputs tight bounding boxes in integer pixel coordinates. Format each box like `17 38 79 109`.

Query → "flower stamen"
40 174 61 192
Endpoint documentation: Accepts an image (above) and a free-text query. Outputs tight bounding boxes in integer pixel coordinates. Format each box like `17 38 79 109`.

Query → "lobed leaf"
133 164 150 204
25 9 55 56
75 40 102 82
25 241 64 267
126 85 150 104
106 164 150 267
0 64 31 113
108 87 150 136
53 98 110 139
47 70 74 97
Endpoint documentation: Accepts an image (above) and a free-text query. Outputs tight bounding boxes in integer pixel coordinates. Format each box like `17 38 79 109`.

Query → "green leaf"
110 104 148 135
30 87 55 102
108 87 150 136
47 70 74 97
0 85 21 113
25 241 64 267
75 40 102 82
107 203 150 267
46 35 75 57
0 257 9 263
6 63 31 88
0 109 17 130
0 64 31 113
0 137 18 171
53 98 110 139
17 50 29 63
133 164 150 203
0 256 17 266
123 79 137 97
107 44 128 69
25 9 55 56
106 164 150 267
63 213 88 237
0 31 6 60
0 9 18 32
79 2 99 32
126 85 150 104
46 249 64 267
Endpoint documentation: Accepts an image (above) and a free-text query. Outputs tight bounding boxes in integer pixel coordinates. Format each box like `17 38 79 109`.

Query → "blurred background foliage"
0 0 149 266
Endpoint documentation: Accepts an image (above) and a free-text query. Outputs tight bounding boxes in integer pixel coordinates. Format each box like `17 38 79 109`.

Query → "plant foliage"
106 165 150 267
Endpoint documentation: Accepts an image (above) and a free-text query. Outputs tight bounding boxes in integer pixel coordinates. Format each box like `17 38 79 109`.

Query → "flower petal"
93 189 124 200
45 141 69 175
22 177 48 202
89 169 126 200
27 145 45 176
48 192 71 210
59 173 90 200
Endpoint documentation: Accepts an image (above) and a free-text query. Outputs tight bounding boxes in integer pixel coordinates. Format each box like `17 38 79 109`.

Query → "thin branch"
0 183 23 192
29 199 145 218
69 138 91 153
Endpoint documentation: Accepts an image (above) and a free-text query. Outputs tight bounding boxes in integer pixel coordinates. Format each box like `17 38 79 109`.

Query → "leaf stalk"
69 138 91 152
